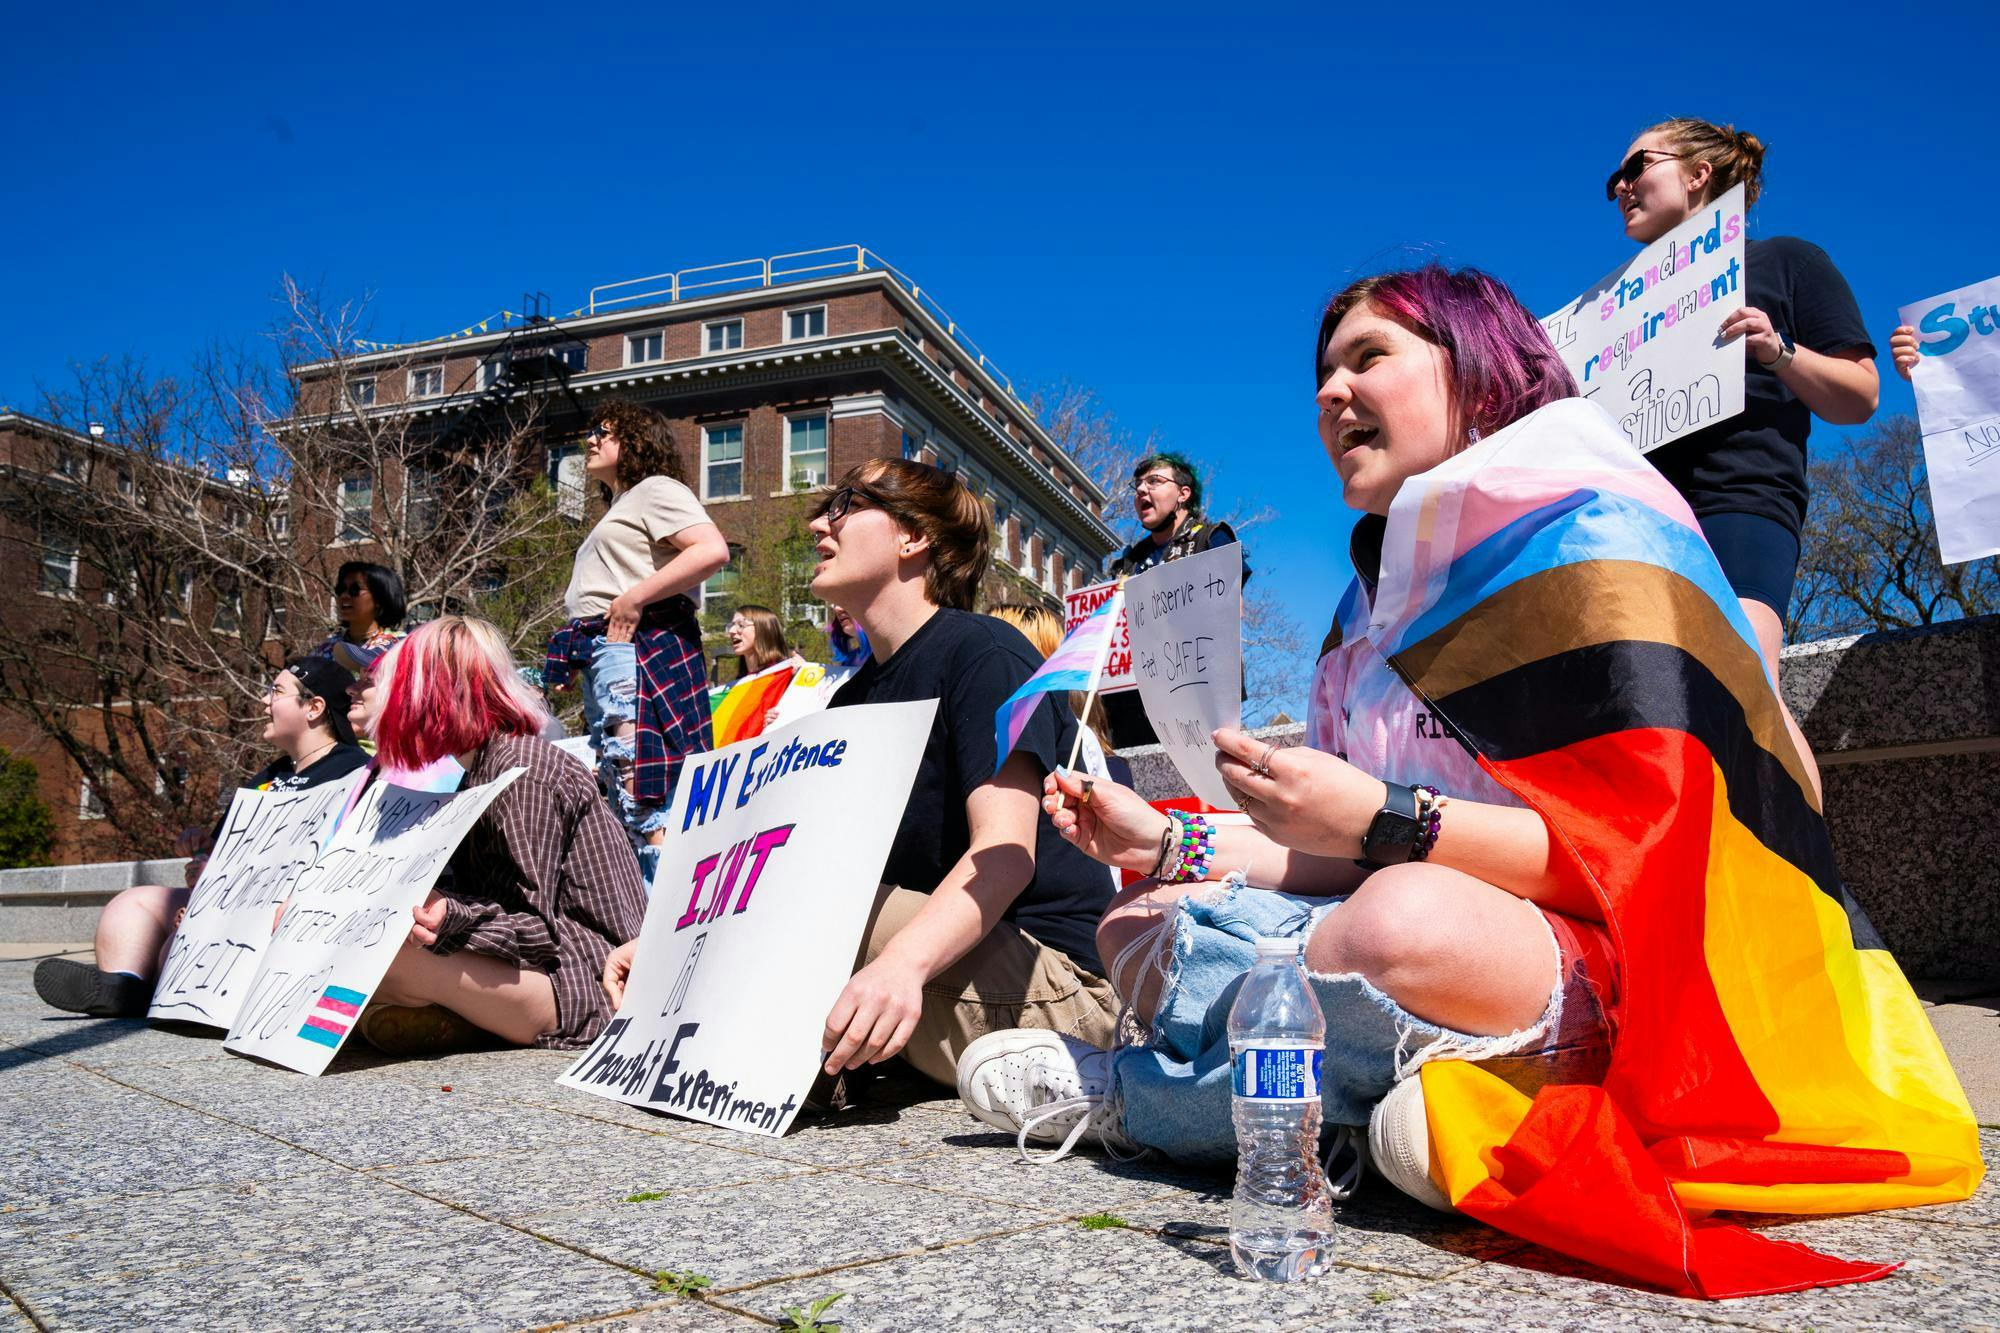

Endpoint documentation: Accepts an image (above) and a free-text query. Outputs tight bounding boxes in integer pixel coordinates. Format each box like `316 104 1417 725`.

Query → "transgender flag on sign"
298 984 368 1049
992 585 1125 775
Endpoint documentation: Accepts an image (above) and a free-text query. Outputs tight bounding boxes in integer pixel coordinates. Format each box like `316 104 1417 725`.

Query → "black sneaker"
32 959 152 1018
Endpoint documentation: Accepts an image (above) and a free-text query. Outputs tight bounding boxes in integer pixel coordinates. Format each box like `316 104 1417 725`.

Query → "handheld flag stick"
1051 581 1125 816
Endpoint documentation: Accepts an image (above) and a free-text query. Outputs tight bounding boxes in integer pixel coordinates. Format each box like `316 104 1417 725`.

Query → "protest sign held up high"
224 771 523 1075
560 700 934 1137
1899 272 2000 565
148 774 366 1028
1124 542 1243 810
1542 183 1748 454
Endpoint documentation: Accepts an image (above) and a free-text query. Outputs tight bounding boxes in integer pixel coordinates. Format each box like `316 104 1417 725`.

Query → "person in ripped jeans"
545 401 729 882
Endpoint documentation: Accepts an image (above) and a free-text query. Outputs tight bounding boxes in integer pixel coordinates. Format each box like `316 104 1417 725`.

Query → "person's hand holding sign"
821 955 925 1075
1889 325 1920 382
1212 727 1384 859
1716 305 1786 367
1043 769 1170 872
601 938 637 1009
409 891 449 948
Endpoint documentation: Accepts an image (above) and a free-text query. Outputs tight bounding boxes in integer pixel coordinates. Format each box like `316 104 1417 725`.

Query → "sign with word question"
1541 184 1748 454
1124 542 1243 810
1899 273 2000 564
1063 580 1135 694
148 773 367 1028
560 701 935 1136
224 771 522 1075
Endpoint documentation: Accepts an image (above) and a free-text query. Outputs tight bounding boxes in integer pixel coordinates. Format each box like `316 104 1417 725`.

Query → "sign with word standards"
223 771 522 1075
559 700 935 1136
148 774 366 1028
1064 580 1135 694
1541 183 1747 454
1899 273 2000 564
1125 542 1243 810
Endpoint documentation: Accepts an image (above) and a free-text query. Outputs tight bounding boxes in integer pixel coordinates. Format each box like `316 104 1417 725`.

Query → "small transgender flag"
992 586 1125 775
298 984 368 1048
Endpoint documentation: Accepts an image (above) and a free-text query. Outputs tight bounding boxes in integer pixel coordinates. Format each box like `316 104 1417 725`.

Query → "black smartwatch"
1356 782 1422 871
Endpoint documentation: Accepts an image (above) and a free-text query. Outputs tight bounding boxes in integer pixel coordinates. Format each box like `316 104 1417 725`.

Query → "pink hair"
372 616 551 771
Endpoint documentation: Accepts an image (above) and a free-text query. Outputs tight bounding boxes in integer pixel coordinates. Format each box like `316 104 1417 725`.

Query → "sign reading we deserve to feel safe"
1541 183 1747 454
560 700 934 1137
1899 273 2000 565
1125 542 1243 811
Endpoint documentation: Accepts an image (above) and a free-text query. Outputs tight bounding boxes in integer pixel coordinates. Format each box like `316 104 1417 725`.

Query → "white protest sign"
552 735 598 774
1064 580 1135 694
1125 542 1243 810
1541 183 1747 453
148 774 366 1028
224 771 522 1075
560 700 935 1136
1898 274 2000 564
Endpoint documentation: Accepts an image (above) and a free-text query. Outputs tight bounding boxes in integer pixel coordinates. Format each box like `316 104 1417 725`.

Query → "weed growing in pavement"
625 1191 669 1202
1077 1212 1130 1230
778 1291 846 1330
653 1270 713 1297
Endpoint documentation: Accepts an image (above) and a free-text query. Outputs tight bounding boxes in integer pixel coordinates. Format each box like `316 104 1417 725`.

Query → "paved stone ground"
3 947 1994 1333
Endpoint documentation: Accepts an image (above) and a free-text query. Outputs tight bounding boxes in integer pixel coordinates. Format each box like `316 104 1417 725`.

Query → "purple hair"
1314 264 1578 440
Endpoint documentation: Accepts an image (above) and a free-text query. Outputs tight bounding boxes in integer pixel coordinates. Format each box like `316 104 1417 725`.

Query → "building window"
338 473 373 541
409 365 444 398
702 423 745 499
704 318 744 354
169 568 194 622
783 306 827 342
1041 544 1056 592
901 430 921 460
627 331 664 365
903 319 923 350
116 468 133 496
556 344 587 373
783 546 826 627
346 376 376 408
53 448 85 480
478 355 510 389
701 544 745 616
784 413 828 491
267 593 287 641
990 498 1011 565
546 444 586 521
406 467 439 537
212 578 241 637
272 508 289 538
79 778 106 822
39 522 78 596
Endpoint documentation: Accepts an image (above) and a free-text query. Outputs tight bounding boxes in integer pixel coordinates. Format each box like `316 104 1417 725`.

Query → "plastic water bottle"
1227 936 1335 1282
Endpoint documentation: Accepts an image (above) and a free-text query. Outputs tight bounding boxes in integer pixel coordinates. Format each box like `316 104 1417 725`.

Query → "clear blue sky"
4 3 1994 717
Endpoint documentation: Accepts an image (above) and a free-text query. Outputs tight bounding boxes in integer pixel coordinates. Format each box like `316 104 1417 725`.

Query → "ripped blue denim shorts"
1110 878 1614 1165
578 636 670 843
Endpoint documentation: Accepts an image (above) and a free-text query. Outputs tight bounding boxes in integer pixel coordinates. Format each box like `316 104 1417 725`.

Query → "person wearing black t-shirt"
33 657 368 1018
1607 118 1879 796
803 458 1119 1088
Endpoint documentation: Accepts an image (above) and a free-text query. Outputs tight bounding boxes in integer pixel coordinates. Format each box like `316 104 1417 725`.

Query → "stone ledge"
0 859 188 901
1782 614 2000 755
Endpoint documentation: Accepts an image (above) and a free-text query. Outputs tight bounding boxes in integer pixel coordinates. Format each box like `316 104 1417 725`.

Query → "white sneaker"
1367 1074 1456 1213
956 1029 1143 1163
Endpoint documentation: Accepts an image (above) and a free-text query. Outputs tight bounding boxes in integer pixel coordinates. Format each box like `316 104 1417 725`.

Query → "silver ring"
1250 745 1275 779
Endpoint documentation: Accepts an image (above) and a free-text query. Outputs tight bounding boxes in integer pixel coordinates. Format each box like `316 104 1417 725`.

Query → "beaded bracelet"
1162 810 1218 884
1411 785 1447 861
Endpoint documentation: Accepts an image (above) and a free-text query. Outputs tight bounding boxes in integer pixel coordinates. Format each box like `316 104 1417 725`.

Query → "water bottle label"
1231 1046 1322 1101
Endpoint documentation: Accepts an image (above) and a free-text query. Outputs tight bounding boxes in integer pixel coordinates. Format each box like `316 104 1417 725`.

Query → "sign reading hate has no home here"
1542 183 1747 454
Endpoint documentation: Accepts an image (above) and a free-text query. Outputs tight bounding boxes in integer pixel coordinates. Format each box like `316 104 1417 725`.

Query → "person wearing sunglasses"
601 458 1122 1092
1606 118 1878 798
307 560 407 674
543 400 731 880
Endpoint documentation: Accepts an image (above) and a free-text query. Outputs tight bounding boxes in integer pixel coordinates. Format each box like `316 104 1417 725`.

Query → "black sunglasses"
814 485 882 524
1604 148 1683 201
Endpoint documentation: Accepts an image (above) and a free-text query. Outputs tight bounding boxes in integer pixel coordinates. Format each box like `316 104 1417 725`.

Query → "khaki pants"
860 886 1119 1088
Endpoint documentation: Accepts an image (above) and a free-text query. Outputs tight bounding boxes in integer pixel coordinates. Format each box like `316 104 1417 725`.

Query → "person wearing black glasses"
1607 118 1878 797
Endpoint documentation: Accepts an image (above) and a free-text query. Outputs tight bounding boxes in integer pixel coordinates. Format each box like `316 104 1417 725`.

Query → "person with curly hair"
543 401 731 878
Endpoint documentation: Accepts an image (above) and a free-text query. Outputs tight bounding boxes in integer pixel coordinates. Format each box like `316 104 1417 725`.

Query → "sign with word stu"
148 774 366 1028
1125 542 1243 810
560 700 935 1136
224 771 522 1075
1899 273 2000 565
1064 580 1135 694
1541 183 1747 453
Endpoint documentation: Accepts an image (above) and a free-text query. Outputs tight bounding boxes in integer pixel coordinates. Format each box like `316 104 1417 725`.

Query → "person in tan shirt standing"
543 401 730 881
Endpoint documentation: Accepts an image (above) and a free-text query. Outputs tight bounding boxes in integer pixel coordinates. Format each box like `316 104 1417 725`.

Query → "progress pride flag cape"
1347 399 1981 1298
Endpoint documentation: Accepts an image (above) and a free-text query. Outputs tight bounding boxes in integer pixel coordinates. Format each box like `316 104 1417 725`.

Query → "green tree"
0 749 57 869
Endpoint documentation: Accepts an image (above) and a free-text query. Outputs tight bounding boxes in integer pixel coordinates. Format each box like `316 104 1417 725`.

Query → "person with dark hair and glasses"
309 561 408 673
1102 452 1249 748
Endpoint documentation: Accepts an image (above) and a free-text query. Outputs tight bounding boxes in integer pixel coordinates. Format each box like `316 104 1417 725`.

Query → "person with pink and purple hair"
956 263 1621 1200
358 615 647 1055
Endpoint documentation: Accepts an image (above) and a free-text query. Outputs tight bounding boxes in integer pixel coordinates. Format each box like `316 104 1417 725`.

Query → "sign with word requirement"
148 774 366 1028
1125 542 1243 810
1541 183 1747 453
224 771 522 1075
1899 273 2000 564
560 701 934 1136
1064 580 1135 694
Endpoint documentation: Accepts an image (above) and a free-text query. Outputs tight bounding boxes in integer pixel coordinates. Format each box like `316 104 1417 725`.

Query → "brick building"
302 246 1121 625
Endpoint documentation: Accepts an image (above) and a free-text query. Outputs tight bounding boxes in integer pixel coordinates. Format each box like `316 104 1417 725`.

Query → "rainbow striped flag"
1344 398 1981 1298
708 661 799 748
992 587 1124 775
